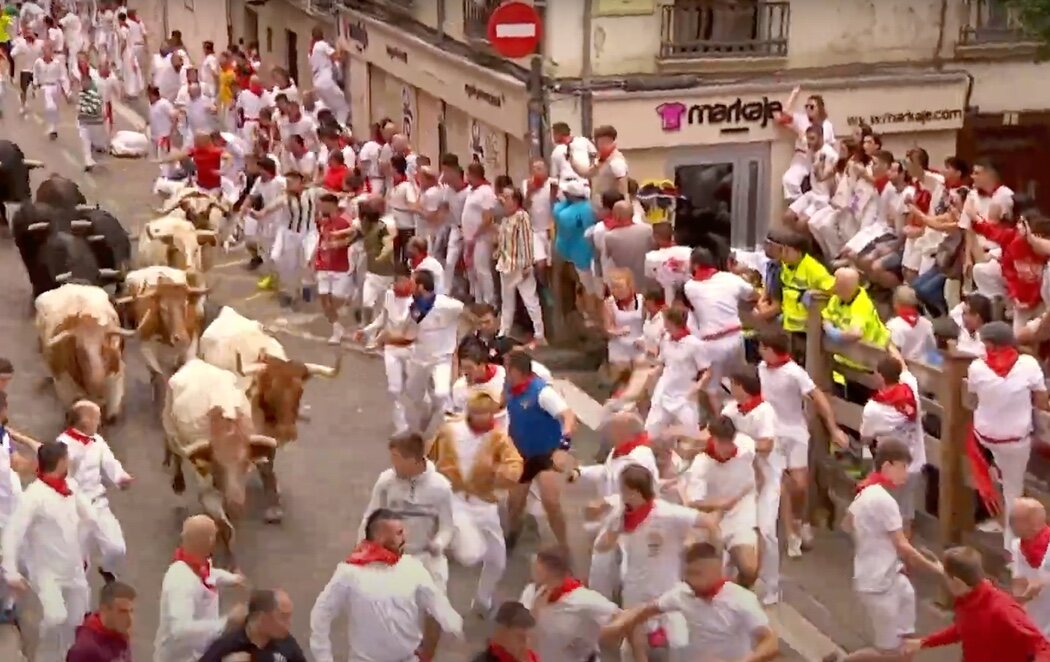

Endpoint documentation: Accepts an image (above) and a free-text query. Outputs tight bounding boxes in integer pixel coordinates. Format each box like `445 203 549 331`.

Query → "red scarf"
173 547 215 590
913 186 933 214
738 394 764 415
63 427 95 445
547 577 584 602
614 295 637 311
36 471 71 497
392 173 408 187
668 326 690 342
598 144 617 163
393 281 414 298
612 433 649 458
528 175 547 191
1020 526 1050 569
693 579 728 601
410 252 428 269
875 175 890 194
692 266 719 281
872 383 918 421
765 351 793 368
470 363 500 385
984 346 1020 377
895 305 921 327
509 376 535 397
488 643 539 662
623 499 655 532
856 471 896 495
81 613 128 643
346 540 401 566
602 213 631 231
467 418 496 434
705 439 738 463
248 82 264 96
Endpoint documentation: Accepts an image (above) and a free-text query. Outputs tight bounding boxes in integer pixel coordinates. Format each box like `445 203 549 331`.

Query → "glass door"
671 143 770 251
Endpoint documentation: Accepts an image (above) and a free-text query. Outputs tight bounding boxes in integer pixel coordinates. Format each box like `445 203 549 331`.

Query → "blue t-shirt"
553 199 596 270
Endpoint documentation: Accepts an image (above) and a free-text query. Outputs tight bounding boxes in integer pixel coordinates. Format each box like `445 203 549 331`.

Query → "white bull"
162 358 277 559
136 215 217 281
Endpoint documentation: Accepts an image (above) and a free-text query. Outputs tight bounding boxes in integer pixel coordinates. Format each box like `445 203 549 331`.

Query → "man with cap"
966 321 1049 551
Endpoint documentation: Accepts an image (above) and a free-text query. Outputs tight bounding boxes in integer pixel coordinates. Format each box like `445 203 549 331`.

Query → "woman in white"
774 85 835 201
604 268 645 375
307 26 348 123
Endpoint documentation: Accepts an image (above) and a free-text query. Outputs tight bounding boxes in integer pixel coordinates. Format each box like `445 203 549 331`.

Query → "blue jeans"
913 269 947 316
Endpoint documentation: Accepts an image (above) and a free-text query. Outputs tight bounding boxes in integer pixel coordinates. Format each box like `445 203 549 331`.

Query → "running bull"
0 141 43 225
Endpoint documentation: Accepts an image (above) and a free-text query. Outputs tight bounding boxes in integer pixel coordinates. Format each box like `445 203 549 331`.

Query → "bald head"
612 200 633 221
181 515 218 555
833 267 860 301
605 411 645 446
71 400 101 434
392 134 409 151
1011 497 1047 539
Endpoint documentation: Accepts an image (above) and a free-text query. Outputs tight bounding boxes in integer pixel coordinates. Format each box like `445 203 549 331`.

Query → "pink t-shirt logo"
655 102 687 132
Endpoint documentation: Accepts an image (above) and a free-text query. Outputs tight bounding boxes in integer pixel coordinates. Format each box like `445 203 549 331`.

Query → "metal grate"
959 0 1032 45
464 0 503 41
659 0 790 60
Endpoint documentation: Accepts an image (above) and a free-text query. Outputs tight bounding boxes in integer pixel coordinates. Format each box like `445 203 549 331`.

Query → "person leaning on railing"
821 266 896 373
776 231 835 339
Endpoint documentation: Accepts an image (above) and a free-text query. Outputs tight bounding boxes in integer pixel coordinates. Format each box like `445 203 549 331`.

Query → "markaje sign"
487 1 542 59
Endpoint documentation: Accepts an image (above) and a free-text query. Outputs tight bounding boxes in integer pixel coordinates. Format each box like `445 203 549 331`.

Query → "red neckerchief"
602 214 632 231
509 376 535 397
913 186 933 214
393 281 414 298
856 471 896 495
467 418 496 434
392 173 408 187
612 432 649 458
172 547 216 591
765 351 793 368
623 499 655 532
410 252 428 269
668 326 690 342
470 363 500 385
895 305 921 327
693 579 728 601
1020 526 1050 569
874 175 890 194
614 295 637 311
346 540 401 566
36 470 72 496
978 184 1002 198
705 439 738 463
984 346 1020 378
692 266 719 281
738 394 764 415
872 383 918 421
598 144 617 163
528 176 547 191
82 613 128 643
547 577 584 602
63 427 95 445
488 643 539 662
248 82 264 96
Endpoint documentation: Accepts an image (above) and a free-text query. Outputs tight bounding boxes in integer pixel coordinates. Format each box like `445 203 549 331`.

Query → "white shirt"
722 400 779 481
278 113 319 148
969 353 1046 440
1 479 96 585
357 463 454 555
200 53 219 93
0 430 23 528
362 289 413 340
309 557 464 662
962 185 1015 230
809 143 841 199
592 151 629 197
523 177 554 232
683 272 754 337
654 334 710 403
410 295 465 364
685 433 758 532
156 62 187 101
642 310 665 357
387 179 419 230
318 143 356 172
126 19 146 46
790 112 835 152
153 559 240 662
450 366 507 418
235 88 272 121
758 360 816 442
445 184 470 228
413 255 445 295
181 95 215 134
657 581 770 661
149 97 176 139
55 429 130 503
645 245 692 300
520 583 620 661
887 316 935 362
46 26 64 52
461 183 498 241
309 40 337 85
579 443 659 501
860 371 926 473
611 499 704 600
280 150 318 181
250 175 288 215
11 37 43 72
272 82 301 103
417 185 446 236
32 56 68 88
1010 538 1050 636
358 140 383 179
550 135 596 189
849 483 904 593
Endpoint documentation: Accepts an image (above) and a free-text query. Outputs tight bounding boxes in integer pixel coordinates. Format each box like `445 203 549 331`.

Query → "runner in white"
307 26 347 123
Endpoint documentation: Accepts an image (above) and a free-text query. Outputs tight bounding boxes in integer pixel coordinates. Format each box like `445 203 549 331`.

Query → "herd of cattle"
1 140 340 561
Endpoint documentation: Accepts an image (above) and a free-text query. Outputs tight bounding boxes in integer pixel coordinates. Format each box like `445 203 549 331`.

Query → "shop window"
660 0 789 59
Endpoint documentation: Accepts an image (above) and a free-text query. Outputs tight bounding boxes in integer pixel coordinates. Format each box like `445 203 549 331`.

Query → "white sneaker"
761 591 780 606
327 323 344 346
786 534 803 559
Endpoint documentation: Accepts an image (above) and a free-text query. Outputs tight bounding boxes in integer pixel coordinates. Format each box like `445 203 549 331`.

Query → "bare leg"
728 544 759 588
536 470 569 551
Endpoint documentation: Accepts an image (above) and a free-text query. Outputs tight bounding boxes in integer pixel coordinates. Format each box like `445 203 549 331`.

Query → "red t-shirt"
189 146 223 190
322 164 349 192
315 215 352 273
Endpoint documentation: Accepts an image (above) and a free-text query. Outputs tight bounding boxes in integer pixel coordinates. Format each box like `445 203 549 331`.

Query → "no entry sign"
487 1 543 59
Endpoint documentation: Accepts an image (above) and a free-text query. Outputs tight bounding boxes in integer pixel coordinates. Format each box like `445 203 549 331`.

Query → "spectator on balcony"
773 86 834 201
962 159 1015 300
308 25 348 124
783 125 839 236
571 124 629 202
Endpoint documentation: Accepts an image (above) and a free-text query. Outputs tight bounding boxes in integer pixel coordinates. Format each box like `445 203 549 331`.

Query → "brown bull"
116 274 208 382
44 314 135 421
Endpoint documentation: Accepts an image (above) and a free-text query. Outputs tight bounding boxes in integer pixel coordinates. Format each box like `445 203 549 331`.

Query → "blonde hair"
607 268 635 293
893 285 918 307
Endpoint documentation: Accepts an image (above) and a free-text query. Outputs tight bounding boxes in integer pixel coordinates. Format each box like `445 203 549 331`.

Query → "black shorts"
519 452 556 483
19 71 32 94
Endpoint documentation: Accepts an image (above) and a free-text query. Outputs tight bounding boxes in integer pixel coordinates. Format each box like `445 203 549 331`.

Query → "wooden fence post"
938 349 974 546
804 292 834 527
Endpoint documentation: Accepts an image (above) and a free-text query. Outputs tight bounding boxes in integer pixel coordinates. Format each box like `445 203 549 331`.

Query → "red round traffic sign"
486 1 543 59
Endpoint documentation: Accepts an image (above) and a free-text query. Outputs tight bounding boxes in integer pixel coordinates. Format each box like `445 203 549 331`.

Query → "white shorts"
779 434 810 471
533 229 550 263
316 270 352 298
723 526 759 550
857 574 916 651
363 272 394 309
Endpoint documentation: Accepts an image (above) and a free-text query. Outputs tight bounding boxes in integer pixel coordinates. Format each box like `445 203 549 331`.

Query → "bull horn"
305 352 342 378
46 330 73 348
134 308 153 334
188 286 210 296
112 295 135 306
248 434 278 448
55 272 72 283
87 234 106 243
107 325 136 337
99 268 120 278
70 220 93 230
26 221 50 232
235 353 266 377
182 439 211 458
24 159 44 169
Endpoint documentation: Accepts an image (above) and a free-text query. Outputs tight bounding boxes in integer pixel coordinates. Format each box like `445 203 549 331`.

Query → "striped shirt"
285 187 319 234
496 209 534 273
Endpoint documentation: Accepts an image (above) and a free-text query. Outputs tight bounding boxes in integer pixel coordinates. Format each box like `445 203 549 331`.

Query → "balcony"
464 0 502 41
659 0 789 61
959 0 1036 46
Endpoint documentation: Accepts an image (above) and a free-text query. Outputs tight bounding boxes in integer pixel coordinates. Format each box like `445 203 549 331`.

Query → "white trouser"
979 436 1031 551
406 358 453 434
450 493 504 607
34 573 90 662
700 331 744 401
757 458 784 601
150 136 174 178
362 272 393 312
781 151 809 200
40 83 64 133
243 211 278 264
972 259 1006 299
383 346 411 433
313 77 348 122
809 206 853 258
272 227 317 297
499 268 545 339
466 237 496 306
645 394 701 436
79 499 126 575
445 226 463 276
409 551 449 593
588 544 621 600
858 574 917 652
77 122 106 167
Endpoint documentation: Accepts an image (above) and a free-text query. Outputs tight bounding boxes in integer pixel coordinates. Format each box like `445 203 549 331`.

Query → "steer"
119 266 208 386
136 215 217 282
35 283 135 421
162 358 278 561
199 306 339 522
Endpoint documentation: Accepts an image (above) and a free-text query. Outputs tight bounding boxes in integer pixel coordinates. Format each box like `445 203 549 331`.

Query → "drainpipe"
161 0 169 41
437 0 446 40
933 0 948 66
527 0 548 160
580 0 594 137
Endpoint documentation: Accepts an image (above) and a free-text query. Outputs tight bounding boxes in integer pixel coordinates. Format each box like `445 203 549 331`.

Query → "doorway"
286 30 299 86
671 143 770 255
243 8 259 48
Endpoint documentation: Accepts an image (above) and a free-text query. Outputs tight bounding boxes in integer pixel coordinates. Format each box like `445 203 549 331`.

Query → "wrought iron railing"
659 0 789 59
959 0 1033 45
464 0 503 41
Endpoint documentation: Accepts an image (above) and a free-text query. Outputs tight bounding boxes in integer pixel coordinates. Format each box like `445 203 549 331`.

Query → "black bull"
0 141 43 224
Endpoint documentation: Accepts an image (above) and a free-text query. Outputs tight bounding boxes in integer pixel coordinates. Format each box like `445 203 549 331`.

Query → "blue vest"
506 377 563 458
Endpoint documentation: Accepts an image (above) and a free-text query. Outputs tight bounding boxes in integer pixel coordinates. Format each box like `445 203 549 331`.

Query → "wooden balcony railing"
464 0 503 41
959 0 1033 45
660 0 789 60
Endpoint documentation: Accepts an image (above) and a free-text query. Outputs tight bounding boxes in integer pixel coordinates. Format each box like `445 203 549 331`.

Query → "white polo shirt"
610 499 703 603
685 433 758 534
968 353 1046 440
961 185 1015 230
550 135 595 189
849 483 904 593
654 334 710 403
358 140 383 180
461 183 498 242
682 272 754 338
445 185 470 229
149 97 176 140
656 581 770 661
722 400 778 479
758 360 816 442
523 177 554 233
860 371 926 473
520 583 620 661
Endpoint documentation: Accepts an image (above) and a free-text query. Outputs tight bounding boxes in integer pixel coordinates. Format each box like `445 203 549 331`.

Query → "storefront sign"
386 45 408 64
655 97 783 132
845 109 964 129
465 84 504 108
